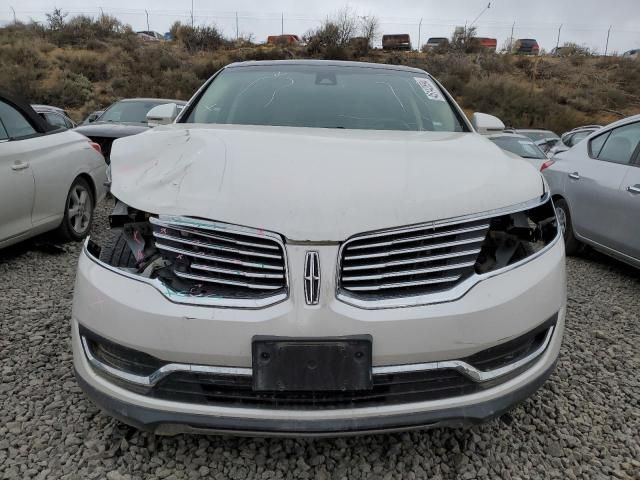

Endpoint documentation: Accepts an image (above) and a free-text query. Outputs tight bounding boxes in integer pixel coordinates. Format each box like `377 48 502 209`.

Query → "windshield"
99 100 169 124
184 65 467 132
490 136 547 159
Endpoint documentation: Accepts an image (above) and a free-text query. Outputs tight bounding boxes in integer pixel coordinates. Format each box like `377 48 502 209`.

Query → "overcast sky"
4 0 639 53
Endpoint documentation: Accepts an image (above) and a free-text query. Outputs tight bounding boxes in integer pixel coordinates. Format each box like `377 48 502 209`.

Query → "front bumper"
72 236 565 435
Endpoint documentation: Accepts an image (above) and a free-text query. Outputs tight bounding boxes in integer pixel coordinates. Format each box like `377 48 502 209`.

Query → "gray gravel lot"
1 199 639 480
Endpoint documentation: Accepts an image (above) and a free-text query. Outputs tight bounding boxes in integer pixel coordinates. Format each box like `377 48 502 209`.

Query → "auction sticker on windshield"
414 77 445 102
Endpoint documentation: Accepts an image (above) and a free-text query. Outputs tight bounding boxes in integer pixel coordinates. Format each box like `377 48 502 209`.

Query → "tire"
98 231 137 268
56 177 94 242
554 198 582 255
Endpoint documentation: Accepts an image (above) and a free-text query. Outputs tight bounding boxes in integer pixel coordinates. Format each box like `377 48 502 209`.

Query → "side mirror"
471 112 505 135
146 103 178 127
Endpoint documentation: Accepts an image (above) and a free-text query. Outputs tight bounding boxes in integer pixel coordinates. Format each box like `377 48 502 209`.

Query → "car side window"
44 112 68 129
0 100 37 139
0 120 8 141
571 131 589 146
564 133 575 147
589 131 610 159
593 122 640 165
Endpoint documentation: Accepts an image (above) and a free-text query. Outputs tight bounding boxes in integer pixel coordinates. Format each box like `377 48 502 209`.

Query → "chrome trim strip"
155 243 284 271
336 193 559 309
342 248 482 271
80 325 554 388
191 263 284 279
372 326 555 381
150 217 280 251
174 270 283 290
83 239 288 309
346 274 461 291
153 232 282 260
346 224 490 251
344 236 486 261
342 261 476 282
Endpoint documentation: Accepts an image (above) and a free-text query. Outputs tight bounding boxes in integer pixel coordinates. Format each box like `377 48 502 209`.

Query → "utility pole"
10 6 16 24
235 11 239 40
281 12 283 35
418 17 422 52
145 9 149 31
191 0 194 28
510 21 515 52
604 25 612 56
99 7 104 17
555 23 562 51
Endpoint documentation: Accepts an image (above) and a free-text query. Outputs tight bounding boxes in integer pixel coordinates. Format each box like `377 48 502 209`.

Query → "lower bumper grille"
80 315 556 410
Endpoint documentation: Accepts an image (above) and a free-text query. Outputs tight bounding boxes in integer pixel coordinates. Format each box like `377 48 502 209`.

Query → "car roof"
116 98 187 105
598 114 640 132
31 104 66 114
487 133 532 141
225 59 428 75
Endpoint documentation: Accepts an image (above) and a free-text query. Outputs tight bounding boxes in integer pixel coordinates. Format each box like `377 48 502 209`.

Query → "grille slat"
342 261 476 282
151 217 287 299
339 218 489 299
344 236 487 261
154 232 282 260
346 224 490 251
346 275 462 292
174 270 283 291
155 243 284 271
151 218 280 251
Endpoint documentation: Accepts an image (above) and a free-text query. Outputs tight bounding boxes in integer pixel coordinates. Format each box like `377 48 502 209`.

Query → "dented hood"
110 124 543 241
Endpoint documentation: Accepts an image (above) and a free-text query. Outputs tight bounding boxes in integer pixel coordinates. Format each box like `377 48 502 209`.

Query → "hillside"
1 20 639 132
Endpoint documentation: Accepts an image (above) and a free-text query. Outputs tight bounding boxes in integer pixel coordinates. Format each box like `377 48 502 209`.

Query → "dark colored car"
423 37 449 50
74 98 186 162
82 110 104 125
31 104 76 129
382 34 412 51
477 37 497 52
514 39 540 55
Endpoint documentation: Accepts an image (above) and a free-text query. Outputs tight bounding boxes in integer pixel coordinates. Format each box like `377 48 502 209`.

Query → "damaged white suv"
72 60 566 436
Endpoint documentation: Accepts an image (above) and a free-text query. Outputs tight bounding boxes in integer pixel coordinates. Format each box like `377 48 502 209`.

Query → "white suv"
72 60 566 436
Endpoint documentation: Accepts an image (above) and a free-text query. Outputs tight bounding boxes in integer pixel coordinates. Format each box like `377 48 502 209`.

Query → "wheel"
98 231 137 268
554 198 582 255
56 177 94 242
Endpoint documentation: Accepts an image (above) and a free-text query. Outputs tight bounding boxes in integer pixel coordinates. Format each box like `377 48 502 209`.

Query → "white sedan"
0 92 108 249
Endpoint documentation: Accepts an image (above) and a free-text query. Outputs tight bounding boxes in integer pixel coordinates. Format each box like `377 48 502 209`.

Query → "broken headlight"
474 197 558 275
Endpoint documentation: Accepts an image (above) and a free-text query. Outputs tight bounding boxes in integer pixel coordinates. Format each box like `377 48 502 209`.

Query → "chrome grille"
339 219 490 299
150 217 287 297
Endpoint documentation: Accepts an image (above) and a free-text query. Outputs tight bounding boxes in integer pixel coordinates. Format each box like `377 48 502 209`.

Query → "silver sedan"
0 92 107 249
543 115 640 267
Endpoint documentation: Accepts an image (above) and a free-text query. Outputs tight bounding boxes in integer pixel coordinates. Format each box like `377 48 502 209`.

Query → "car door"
566 121 640 251
617 152 640 260
0 100 37 243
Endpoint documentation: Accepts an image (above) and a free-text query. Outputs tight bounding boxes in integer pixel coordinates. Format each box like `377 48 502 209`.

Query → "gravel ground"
1 199 638 480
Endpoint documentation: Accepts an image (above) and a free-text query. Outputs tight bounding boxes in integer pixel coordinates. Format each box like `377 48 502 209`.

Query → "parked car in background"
73 60 565 436
622 49 639 58
74 98 186 162
82 110 104 125
488 133 551 171
0 91 107 249
32 104 76 129
136 31 163 41
267 34 300 45
544 115 640 267
514 39 540 55
477 37 497 52
535 137 562 155
382 34 411 50
423 37 449 50
505 129 559 143
551 125 603 154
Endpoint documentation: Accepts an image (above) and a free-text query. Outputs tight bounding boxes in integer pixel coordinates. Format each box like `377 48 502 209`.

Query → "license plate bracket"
252 335 373 392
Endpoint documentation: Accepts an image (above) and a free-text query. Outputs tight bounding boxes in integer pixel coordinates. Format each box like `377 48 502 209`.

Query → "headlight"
474 197 558 274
